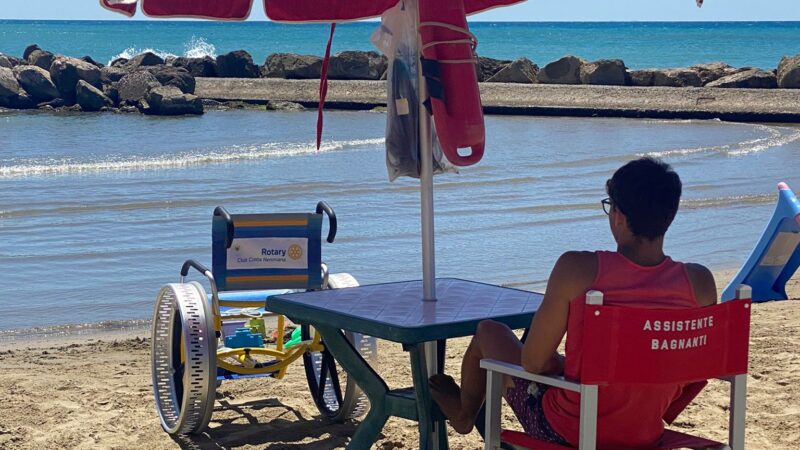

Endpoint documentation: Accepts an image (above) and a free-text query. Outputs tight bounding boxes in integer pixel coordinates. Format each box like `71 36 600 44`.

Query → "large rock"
651 68 703 87
777 55 800 89
0 67 22 102
476 56 511 82
537 55 587 84
0 55 14 68
627 69 656 87
80 56 104 68
6 91 37 109
579 59 627 85
172 56 217 77
49 56 102 102
126 51 164 69
22 44 41 60
101 66 128 84
262 53 322 79
706 68 777 89
13 65 59 101
0 68 37 109
117 70 160 105
76 80 113 111
103 83 120 106
146 66 195 94
690 62 737 85
140 85 203 115
111 57 129 68
486 57 538 83
328 51 387 80
216 50 259 78
27 49 55 71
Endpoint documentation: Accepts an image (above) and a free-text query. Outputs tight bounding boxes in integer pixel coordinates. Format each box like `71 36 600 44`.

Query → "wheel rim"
151 282 216 434
303 324 346 417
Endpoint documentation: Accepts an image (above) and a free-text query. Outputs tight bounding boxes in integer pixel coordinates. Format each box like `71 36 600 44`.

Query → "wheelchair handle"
181 259 211 278
179 259 221 337
213 206 234 249
316 201 337 243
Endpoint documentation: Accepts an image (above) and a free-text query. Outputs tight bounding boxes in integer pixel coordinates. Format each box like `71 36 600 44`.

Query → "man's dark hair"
606 157 682 240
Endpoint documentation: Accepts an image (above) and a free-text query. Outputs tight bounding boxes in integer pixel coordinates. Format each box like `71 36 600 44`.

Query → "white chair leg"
728 374 747 450
578 385 598 450
485 369 503 450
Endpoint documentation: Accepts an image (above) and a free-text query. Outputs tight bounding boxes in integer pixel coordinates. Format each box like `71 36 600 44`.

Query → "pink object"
419 0 485 166
778 181 790 190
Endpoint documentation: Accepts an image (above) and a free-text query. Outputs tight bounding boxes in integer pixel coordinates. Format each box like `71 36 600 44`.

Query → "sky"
2 0 799 22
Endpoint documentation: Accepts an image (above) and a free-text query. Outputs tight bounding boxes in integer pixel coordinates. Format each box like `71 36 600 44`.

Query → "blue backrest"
211 206 329 291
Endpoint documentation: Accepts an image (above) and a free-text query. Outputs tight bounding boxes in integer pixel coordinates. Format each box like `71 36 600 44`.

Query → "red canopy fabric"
100 0 527 21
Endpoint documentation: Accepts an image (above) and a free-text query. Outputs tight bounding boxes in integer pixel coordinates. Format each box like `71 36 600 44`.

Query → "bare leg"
430 320 522 434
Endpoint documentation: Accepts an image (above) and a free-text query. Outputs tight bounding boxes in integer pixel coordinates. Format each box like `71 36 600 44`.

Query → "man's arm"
521 251 597 375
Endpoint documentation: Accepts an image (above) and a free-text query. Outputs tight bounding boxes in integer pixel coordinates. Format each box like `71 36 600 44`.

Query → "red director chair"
481 285 752 450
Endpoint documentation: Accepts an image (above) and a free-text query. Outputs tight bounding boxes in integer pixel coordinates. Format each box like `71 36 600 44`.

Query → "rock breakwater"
1 45 799 117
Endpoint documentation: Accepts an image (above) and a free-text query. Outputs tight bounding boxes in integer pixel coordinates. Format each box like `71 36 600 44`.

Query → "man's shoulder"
557 250 597 268
551 251 598 293
682 262 718 306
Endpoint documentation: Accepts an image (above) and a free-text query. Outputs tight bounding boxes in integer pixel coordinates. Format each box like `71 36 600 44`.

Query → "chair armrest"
480 359 582 393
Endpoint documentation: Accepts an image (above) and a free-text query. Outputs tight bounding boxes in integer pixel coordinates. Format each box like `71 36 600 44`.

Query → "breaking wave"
642 124 800 158
107 36 217 64
0 138 384 178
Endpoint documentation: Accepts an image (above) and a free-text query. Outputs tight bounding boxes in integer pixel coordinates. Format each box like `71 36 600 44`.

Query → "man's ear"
613 210 628 230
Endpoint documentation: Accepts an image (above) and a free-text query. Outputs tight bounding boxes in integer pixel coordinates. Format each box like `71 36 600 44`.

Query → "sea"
1 21 800 333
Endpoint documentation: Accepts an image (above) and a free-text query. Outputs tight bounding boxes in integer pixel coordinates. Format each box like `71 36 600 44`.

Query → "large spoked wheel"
151 282 216 435
302 273 376 421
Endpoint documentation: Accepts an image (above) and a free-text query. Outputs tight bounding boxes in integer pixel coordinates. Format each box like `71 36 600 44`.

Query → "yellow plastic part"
212 295 325 378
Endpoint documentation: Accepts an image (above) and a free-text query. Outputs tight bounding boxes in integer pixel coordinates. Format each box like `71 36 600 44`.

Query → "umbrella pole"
416 4 436 304
416 4 442 448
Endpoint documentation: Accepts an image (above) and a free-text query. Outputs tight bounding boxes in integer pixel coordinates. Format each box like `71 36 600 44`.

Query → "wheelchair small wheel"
151 282 216 435
302 273 376 421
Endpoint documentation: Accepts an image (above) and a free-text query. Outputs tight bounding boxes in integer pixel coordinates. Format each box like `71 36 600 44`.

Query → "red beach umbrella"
100 0 525 20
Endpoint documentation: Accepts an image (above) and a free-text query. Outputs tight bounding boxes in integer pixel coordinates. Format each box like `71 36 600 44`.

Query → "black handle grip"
213 206 234 249
181 259 210 277
316 201 337 243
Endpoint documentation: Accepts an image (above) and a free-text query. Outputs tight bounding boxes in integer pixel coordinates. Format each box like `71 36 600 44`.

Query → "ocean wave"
642 124 800 158
107 36 217 64
0 138 385 178
680 193 776 209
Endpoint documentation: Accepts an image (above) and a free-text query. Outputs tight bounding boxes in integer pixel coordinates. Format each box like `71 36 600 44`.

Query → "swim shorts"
505 376 570 446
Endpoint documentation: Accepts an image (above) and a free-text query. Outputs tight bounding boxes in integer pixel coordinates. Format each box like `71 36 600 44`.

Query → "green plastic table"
266 278 542 450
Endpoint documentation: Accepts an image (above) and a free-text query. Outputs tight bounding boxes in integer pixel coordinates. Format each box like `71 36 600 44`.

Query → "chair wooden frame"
481 285 752 450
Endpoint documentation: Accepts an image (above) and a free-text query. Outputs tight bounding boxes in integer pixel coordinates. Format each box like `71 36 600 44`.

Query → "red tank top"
542 251 699 449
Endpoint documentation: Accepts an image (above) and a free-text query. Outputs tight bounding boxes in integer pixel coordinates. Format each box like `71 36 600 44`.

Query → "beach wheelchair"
151 201 376 435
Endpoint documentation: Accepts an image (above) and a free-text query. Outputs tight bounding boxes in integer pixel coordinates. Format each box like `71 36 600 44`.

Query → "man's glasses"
601 197 613 215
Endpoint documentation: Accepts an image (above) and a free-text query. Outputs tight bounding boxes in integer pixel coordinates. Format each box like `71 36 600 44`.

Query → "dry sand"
0 271 797 450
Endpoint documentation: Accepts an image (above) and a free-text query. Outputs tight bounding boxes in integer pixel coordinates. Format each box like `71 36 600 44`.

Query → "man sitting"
430 157 717 448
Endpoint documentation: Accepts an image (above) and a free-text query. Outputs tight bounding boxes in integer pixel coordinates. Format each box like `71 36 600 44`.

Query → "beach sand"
0 270 797 450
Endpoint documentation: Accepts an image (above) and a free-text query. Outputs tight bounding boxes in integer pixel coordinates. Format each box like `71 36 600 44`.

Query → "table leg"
314 324 390 449
410 343 449 450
